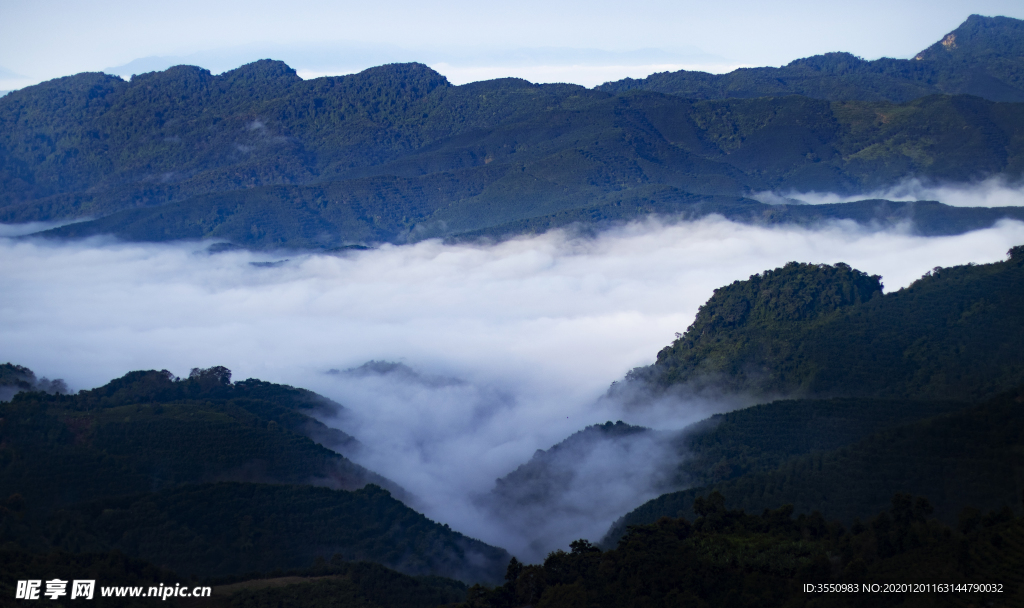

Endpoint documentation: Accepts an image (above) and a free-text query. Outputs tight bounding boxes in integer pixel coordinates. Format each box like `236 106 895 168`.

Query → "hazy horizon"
4 1 1024 91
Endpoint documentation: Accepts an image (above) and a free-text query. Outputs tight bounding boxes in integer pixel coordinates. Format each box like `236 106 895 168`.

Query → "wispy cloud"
0 218 93 237
753 176 1024 208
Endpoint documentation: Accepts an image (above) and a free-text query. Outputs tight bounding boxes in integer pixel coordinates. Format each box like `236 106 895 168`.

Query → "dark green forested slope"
0 548 472 608
5 27 1024 247
599 15 1024 103
462 496 1024 608
480 395 974 554
667 397 972 491
450 196 1024 244
0 366 389 517
599 247 1024 556
0 365 510 584
35 483 507 583
627 245 1024 400
605 387 1024 548
202 560 469 608
0 548 182 607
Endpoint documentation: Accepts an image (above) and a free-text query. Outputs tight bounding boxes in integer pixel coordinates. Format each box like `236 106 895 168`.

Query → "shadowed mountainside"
0 366 509 584
604 386 1024 549
0 540 475 607
0 366 387 513
462 494 1024 608
598 247 1024 548
43 483 508 583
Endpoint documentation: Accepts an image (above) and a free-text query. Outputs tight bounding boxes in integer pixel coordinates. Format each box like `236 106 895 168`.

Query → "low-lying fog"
3 215 1024 561
754 176 1024 207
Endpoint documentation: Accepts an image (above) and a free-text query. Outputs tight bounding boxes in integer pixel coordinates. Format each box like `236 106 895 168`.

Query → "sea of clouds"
3 214 1024 560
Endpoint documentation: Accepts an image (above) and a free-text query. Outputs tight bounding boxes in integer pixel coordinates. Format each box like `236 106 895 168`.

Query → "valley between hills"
4 246 1024 606
2 13 1024 608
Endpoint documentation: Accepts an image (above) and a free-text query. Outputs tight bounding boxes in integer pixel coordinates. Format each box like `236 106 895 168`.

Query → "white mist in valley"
753 175 1024 207
3 215 1024 561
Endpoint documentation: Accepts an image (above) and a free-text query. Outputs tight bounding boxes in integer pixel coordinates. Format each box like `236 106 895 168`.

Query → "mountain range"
3 12 1024 608
3 16 1024 248
600 15 1024 103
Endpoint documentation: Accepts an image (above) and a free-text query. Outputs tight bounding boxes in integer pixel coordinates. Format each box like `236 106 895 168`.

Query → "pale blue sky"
2 0 1024 89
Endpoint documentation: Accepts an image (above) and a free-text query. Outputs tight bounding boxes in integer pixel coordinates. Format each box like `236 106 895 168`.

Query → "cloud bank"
753 176 1024 208
2 216 1024 559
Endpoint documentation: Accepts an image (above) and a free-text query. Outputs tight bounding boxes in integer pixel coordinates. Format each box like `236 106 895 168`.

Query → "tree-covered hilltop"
599 15 1024 103
624 261 885 394
604 386 1024 549
0 366 393 517
460 494 1023 608
476 421 671 561
484 421 653 512
626 246 1024 401
6 17 1024 248
0 365 510 584
0 362 68 401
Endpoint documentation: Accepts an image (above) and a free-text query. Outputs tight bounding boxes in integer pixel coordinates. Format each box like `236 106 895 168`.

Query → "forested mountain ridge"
624 245 1024 400
5 16 1024 247
0 365 385 510
595 247 1024 554
599 15 1024 102
479 395 983 564
604 385 1024 551
0 365 510 584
